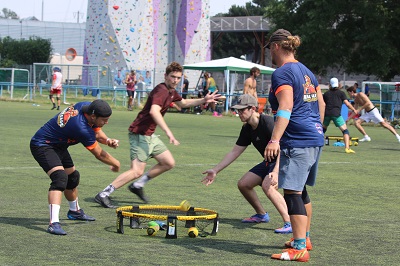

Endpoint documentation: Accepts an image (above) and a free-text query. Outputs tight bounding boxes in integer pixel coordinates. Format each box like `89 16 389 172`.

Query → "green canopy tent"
183 57 275 112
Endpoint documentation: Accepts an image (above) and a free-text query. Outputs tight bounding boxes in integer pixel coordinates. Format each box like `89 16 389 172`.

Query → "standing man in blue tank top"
265 29 325 262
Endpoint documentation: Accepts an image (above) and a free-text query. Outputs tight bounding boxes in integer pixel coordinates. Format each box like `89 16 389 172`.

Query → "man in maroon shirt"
95 62 220 208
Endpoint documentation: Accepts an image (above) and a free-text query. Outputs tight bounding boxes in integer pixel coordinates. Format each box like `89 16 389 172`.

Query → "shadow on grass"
0 216 49 233
220 218 276 233
82 196 145 208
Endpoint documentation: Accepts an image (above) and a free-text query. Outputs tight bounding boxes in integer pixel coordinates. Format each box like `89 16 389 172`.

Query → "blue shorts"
278 147 322 191
249 161 276 181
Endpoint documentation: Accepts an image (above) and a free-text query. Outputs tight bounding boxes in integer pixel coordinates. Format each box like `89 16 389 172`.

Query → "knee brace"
49 170 68 191
66 170 80 190
342 129 349 136
56 96 60 101
284 193 307 216
49 95 53 100
302 187 311 204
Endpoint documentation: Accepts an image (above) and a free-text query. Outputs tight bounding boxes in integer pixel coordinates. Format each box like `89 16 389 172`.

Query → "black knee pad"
49 170 68 191
49 95 53 100
284 193 307 216
302 187 311 204
66 170 80 190
342 129 349 135
56 97 60 101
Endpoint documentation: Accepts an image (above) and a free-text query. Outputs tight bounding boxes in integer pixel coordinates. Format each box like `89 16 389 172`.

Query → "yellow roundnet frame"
115 204 219 237
116 205 218 220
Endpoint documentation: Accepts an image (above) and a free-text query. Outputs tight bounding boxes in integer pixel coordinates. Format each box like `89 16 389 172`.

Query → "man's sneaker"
67 209 96 221
285 237 313 251
345 148 356 154
271 248 309 262
274 223 292 234
359 136 371 142
51 106 56 110
47 222 67 235
94 193 116 208
241 213 270 223
128 184 149 203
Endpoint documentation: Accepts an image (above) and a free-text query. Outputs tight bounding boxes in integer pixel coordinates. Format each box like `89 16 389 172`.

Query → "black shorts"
30 144 74 173
249 161 276 182
127 90 135 97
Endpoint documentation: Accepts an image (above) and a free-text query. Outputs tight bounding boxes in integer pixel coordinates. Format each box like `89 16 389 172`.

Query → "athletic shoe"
274 223 292 234
241 213 270 223
345 148 355 154
271 248 309 262
128 185 149 203
47 222 67 235
67 209 96 221
51 106 56 110
285 237 313 251
359 136 371 142
94 193 116 208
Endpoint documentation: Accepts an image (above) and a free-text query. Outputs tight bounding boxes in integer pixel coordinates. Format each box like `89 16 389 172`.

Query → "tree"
265 0 400 81
0 8 19 19
0 36 52 67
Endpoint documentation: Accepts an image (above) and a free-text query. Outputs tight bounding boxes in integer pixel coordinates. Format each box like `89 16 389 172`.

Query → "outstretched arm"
88 144 120 172
201 145 246 186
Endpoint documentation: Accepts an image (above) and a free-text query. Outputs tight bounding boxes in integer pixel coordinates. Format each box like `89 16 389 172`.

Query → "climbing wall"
84 0 211 87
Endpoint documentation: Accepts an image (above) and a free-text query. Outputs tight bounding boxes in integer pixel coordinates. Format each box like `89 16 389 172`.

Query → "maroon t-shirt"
129 83 182 136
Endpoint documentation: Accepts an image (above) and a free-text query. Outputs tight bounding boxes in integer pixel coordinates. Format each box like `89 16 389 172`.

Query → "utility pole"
41 0 44 21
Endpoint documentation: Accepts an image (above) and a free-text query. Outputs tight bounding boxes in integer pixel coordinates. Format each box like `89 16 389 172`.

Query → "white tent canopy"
183 57 275 112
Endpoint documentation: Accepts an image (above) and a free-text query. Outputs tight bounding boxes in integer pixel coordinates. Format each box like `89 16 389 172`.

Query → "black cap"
82 99 112 117
265 29 292 48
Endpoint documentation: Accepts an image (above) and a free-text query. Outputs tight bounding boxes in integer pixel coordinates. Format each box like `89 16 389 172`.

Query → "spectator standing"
125 70 137 111
50 67 62 110
243 67 261 102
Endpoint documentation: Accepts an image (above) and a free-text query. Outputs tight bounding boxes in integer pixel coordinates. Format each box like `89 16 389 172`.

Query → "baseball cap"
232 94 258 109
265 29 292 49
53 67 61 72
330 78 339 88
82 99 112 117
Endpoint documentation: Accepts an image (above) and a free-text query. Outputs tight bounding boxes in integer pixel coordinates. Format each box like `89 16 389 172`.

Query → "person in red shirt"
95 62 221 208
125 70 137 111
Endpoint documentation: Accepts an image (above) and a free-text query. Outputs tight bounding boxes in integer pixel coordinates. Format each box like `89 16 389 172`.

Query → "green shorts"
323 116 345 127
129 133 168 162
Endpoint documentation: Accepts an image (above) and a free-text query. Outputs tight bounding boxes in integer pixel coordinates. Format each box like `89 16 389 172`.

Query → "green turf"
0 101 399 265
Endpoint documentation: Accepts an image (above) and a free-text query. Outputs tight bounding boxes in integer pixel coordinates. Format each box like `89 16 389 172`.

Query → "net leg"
210 215 219 236
116 211 124 234
165 216 177 239
130 205 142 229
185 207 196 228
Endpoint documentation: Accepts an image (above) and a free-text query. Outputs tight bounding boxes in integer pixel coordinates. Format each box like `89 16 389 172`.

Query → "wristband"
106 138 111 144
276 109 291 120
268 140 279 144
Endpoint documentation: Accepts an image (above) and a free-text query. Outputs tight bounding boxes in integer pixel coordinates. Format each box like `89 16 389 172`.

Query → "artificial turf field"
0 100 399 265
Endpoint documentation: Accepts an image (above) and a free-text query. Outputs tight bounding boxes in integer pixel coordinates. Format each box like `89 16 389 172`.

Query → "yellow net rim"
116 205 218 221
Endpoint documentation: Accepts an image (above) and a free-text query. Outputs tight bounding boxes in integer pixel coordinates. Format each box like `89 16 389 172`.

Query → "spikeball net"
115 202 219 238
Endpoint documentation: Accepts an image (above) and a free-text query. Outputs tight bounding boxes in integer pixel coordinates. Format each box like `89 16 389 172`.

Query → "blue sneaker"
275 222 293 234
47 222 67 235
242 213 270 223
67 209 96 221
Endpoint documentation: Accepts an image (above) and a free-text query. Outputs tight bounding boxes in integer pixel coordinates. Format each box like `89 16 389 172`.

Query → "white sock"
68 198 80 211
364 135 369 138
49 204 60 224
396 134 400 138
100 184 115 197
133 172 150 188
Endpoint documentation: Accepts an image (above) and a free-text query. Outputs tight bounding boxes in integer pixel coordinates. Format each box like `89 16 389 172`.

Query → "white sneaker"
359 136 371 142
